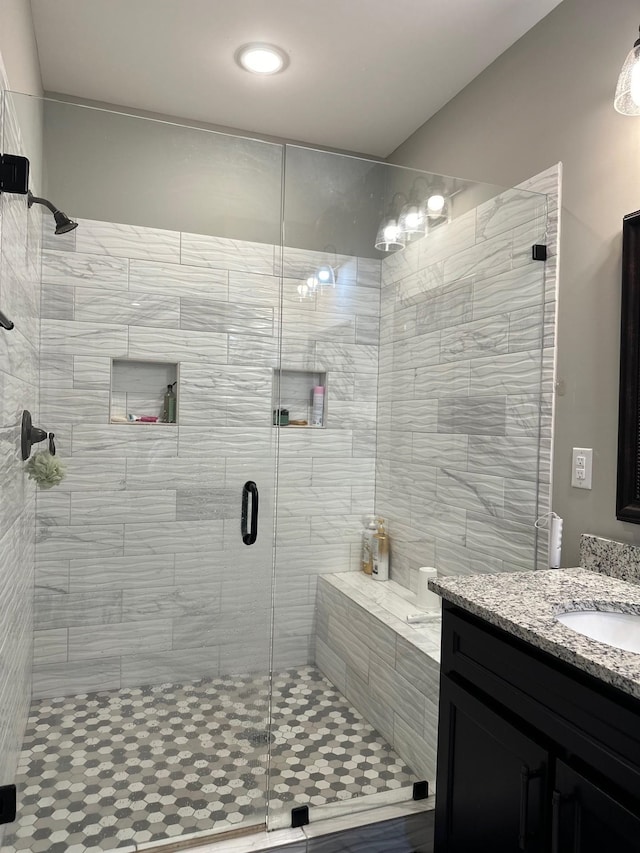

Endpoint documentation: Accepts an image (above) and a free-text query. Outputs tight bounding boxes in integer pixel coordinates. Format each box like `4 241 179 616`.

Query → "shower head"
27 192 78 235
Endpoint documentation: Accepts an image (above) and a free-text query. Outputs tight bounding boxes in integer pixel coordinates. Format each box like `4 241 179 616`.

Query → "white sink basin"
556 609 640 654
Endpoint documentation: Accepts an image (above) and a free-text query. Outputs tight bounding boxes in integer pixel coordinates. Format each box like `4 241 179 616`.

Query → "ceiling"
29 0 564 158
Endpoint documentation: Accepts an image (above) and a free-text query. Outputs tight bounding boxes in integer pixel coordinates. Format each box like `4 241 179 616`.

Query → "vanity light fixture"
298 247 338 300
235 43 289 75
395 179 452 247
615 24 640 114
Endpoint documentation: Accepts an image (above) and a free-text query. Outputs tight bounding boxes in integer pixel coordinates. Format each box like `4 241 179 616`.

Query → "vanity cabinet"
434 602 640 853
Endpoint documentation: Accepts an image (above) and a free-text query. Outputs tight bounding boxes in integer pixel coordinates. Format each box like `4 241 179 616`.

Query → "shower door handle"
241 481 259 546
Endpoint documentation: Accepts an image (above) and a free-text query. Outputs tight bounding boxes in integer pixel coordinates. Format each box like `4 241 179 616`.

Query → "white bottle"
361 516 377 575
372 519 389 581
311 386 325 427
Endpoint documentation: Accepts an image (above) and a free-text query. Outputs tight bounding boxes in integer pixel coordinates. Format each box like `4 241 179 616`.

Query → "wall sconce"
615 24 640 115
375 193 406 252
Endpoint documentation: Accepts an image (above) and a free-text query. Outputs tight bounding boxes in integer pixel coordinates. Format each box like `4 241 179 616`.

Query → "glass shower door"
268 143 550 831
4 91 283 853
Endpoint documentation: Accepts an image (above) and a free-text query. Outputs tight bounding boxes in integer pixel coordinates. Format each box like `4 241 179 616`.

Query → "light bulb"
405 211 422 230
427 194 445 214
317 266 332 283
383 222 400 243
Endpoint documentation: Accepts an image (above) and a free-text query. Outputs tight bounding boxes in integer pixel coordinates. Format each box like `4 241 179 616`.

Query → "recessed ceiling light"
235 43 289 75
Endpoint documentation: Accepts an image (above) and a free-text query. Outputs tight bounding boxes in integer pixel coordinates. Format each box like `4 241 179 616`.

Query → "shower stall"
0 89 556 852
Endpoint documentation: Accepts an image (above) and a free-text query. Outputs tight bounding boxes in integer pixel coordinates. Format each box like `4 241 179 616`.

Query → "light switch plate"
571 447 593 489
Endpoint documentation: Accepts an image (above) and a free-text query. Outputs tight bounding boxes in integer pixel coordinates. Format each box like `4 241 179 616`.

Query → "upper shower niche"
110 359 178 424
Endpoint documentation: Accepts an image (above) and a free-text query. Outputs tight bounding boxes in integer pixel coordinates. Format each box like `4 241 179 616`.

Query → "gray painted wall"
389 0 640 566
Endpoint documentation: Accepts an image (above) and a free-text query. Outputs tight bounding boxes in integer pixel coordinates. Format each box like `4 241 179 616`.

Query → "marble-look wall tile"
469 350 541 396
472 266 544 321
41 284 74 320
129 259 229 300
75 288 180 328
36 524 125 562
123 520 224 556
181 298 274 336
440 315 509 363
42 319 128 357
69 554 175 591
75 219 181 263
41 249 129 290
69 490 176 525
32 659 121 700
72 424 178 457
443 232 512 284
415 280 473 335
68 620 172 660
128 325 228 364
466 512 536 566
437 396 506 436
176 489 239 520
33 629 68 665
356 257 382 289
436 468 504 518
181 233 275 274
73 355 112 390
35 590 122 630
40 388 110 425
476 188 547 243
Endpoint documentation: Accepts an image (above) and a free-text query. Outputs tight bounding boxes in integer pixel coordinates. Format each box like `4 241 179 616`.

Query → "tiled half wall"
34 221 379 698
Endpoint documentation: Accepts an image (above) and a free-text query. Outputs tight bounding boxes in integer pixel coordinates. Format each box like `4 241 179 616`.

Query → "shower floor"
4 666 414 853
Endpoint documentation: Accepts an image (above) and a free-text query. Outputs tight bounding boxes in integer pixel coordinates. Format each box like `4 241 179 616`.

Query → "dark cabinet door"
553 761 640 853
434 675 549 853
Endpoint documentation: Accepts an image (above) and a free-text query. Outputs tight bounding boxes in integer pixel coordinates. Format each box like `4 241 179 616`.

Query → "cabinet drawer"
441 603 640 801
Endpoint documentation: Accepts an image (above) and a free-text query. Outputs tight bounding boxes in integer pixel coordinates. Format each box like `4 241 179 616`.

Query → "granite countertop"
429 568 640 700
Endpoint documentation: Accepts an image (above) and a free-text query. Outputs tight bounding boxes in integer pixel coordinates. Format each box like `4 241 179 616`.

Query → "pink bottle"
311 386 325 427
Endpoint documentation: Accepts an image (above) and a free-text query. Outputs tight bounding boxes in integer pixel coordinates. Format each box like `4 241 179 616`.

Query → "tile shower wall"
376 169 558 592
0 81 42 827
35 220 379 698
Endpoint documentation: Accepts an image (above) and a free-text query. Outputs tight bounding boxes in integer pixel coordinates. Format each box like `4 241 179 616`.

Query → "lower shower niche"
110 359 178 424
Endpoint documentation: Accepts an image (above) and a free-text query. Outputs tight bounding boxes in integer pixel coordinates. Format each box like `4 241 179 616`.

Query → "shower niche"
110 359 179 424
272 368 327 427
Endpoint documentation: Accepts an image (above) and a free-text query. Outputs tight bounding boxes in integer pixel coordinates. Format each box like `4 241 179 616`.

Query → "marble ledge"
430 568 640 700
321 572 441 662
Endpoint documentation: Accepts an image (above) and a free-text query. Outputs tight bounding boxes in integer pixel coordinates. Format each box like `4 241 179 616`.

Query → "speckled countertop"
429 568 640 700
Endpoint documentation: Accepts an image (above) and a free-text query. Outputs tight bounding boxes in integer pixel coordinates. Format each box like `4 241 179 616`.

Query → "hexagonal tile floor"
4 666 415 853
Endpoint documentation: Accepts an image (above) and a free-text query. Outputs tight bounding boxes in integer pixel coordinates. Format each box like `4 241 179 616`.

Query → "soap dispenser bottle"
361 516 377 575
372 518 389 581
162 382 177 423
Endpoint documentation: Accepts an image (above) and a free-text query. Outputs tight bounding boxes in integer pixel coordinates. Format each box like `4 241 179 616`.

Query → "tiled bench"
315 572 440 784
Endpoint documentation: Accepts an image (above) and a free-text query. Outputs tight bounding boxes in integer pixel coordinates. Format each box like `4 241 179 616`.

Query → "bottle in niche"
372 518 389 581
162 382 177 423
361 516 377 575
311 385 325 427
